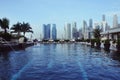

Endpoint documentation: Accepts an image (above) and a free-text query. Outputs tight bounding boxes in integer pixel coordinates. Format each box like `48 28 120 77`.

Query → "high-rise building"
101 15 110 32
82 20 87 34
52 24 57 40
102 15 105 21
64 25 67 39
43 24 51 40
89 19 93 39
101 22 109 32
94 22 100 29
113 14 118 28
78 29 83 39
72 22 78 39
66 23 71 40
82 20 89 39
89 19 93 28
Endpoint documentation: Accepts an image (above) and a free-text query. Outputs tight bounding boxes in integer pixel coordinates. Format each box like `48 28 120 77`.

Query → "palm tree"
0 18 9 33
21 22 33 36
11 22 22 36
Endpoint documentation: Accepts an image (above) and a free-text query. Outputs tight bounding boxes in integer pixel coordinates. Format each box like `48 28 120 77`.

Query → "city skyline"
0 0 120 39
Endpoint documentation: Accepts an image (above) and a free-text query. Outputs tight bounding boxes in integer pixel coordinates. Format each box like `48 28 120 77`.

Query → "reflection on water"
0 43 120 80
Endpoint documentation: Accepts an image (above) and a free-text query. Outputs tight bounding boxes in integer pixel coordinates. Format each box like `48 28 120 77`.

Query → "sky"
0 0 120 39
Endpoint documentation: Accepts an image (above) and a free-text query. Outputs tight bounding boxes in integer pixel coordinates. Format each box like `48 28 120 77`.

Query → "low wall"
0 42 34 52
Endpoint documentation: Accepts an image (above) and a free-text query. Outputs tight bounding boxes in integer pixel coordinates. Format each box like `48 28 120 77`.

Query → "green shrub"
104 39 110 44
0 33 12 41
117 39 120 45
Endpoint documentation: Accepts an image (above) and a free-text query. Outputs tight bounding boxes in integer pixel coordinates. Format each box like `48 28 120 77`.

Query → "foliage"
91 39 96 42
11 22 33 37
104 39 110 44
93 28 101 39
21 22 33 36
11 22 22 36
64 40 70 42
0 18 9 33
75 39 82 42
112 40 116 44
42 39 49 42
54 39 60 42
0 33 12 41
95 38 101 43
117 39 120 45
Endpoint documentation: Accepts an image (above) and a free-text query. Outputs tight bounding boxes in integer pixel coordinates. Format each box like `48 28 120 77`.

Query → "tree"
93 28 101 39
93 28 101 48
21 22 33 36
11 22 22 36
0 18 9 33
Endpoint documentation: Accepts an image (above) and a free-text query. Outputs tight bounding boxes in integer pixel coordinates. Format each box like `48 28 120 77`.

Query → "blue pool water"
0 43 120 80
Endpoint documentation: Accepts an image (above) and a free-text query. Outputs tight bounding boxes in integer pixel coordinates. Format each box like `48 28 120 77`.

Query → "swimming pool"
0 43 120 80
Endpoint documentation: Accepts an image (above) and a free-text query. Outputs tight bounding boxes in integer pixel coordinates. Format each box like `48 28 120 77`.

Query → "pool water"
0 43 120 80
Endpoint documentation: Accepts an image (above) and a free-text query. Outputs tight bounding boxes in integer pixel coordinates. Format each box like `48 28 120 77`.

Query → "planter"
96 42 101 49
104 39 110 51
91 39 95 47
116 44 120 52
104 43 110 51
116 39 120 52
95 38 101 49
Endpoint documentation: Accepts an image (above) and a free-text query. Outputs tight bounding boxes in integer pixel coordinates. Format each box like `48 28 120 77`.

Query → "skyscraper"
113 14 118 28
89 19 93 28
82 20 88 39
82 20 87 34
102 14 105 21
89 19 93 39
66 23 71 40
101 15 109 32
101 21 108 32
43 24 51 40
64 25 67 40
52 24 57 40
72 22 78 39
94 22 100 29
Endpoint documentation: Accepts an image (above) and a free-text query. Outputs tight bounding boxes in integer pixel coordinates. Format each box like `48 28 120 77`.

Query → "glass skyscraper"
89 19 93 28
43 24 51 40
89 19 93 39
52 24 57 40
113 14 118 28
102 15 105 21
72 22 78 39
67 23 71 40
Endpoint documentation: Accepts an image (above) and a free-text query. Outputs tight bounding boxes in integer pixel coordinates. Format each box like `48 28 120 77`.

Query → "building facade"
66 23 71 40
89 19 93 39
113 14 118 28
43 24 51 40
82 20 89 39
52 24 57 40
72 22 78 39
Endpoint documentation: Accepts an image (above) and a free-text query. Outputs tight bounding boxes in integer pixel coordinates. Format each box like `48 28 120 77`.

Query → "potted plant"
91 39 95 47
92 28 101 48
104 39 110 51
116 39 120 52
95 38 101 49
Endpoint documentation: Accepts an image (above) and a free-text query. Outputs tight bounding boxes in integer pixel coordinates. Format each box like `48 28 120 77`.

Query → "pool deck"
0 41 117 52
0 42 34 52
80 42 117 51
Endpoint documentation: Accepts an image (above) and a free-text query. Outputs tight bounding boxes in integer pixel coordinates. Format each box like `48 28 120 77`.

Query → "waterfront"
0 43 120 80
